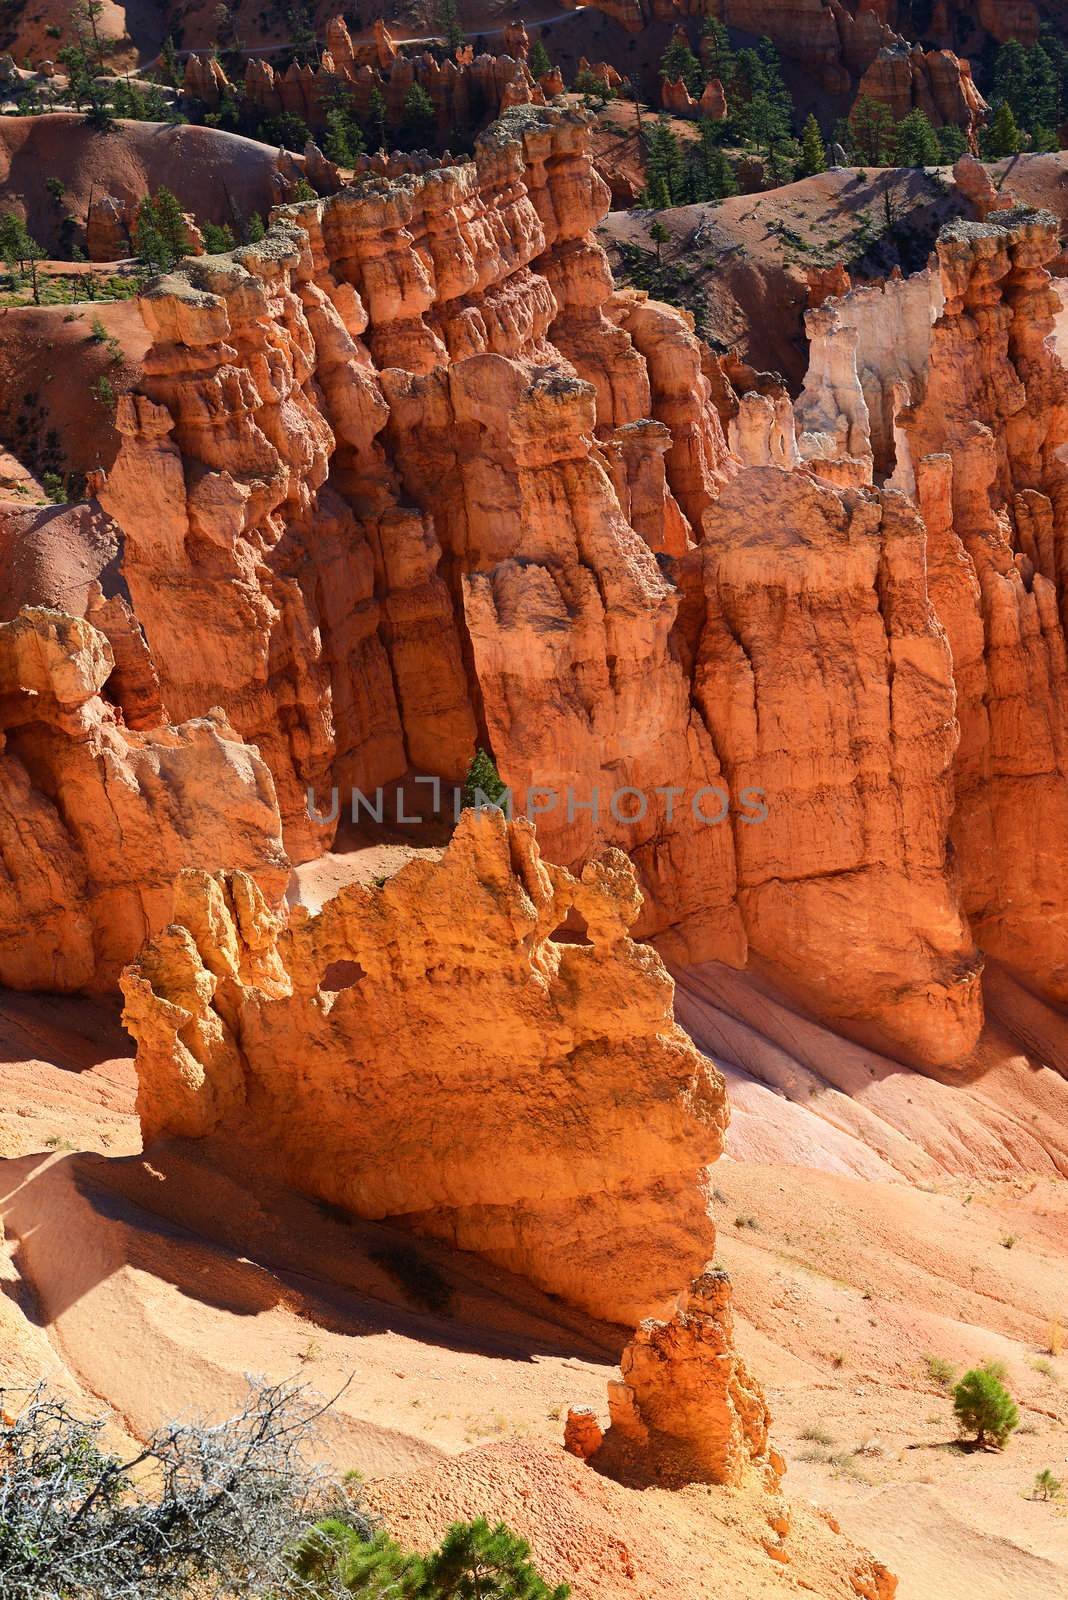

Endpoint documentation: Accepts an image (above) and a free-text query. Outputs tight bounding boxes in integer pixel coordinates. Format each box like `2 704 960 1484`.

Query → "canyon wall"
788 205 1068 1017
97 100 991 1066
120 807 727 1328
903 211 1068 1006
0 606 285 991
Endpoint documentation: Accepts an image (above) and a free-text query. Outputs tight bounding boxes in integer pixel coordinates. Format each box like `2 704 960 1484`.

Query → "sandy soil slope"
0 299 146 484
0 116 285 251
1 949 1066 1597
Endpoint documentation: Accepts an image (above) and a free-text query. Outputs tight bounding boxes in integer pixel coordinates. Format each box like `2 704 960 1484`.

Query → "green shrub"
297 1516 570 1598
953 1365 1019 1447
462 748 507 811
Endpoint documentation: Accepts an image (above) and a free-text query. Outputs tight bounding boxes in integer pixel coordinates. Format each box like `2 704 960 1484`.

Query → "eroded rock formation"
601 1266 779 1487
0 607 286 991
787 205 1068 1019
185 16 551 150
95 100 1016 1068
120 808 728 1327
856 44 987 145
901 211 1068 1006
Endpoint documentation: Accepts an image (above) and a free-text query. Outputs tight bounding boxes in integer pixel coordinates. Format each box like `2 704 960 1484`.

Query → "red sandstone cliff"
95 103 1006 1069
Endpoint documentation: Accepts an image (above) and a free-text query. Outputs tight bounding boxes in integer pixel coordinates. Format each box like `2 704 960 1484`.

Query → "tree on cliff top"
529 38 552 82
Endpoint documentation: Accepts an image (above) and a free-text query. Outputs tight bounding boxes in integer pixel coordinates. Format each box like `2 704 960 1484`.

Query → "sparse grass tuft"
923 1354 956 1392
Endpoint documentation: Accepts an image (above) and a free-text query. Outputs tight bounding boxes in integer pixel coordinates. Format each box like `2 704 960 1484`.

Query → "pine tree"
152 187 190 259
953 1366 1019 1448
401 81 435 145
133 198 172 274
847 95 894 165
992 37 1061 136
366 84 387 150
529 38 551 80
755 33 790 110
692 119 737 199
937 122 968 162
418 1519 570 1599
659 34 703 96
160 35 180 87
76 0 106 70
706 143 737 199
286 2 318 66
894 107 940 167
799 112 825 175
643 115 686 206
436 0 464 54
700 17 734 91
201 221 236 252
739 89 790 158
983 99 1022 158
648 174 672 209
0 214 44 301
462 749 508 810
244 212 266 243
324 104 364 166
649 218 669 264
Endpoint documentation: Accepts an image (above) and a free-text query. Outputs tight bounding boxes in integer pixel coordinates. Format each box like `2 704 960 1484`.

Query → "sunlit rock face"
120 809 728 1328
97 100 1012 1068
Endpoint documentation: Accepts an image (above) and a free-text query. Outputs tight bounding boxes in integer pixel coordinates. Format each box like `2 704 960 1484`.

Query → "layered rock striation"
120 808 728 1328
96 101 1017 1068
786 205 1068 1019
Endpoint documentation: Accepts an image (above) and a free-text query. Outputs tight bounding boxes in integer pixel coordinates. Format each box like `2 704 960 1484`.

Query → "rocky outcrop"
598 1267 779 1487
182 51 230 113
0 607 286 992
953 153 1015 222
795 206 1068 1015
120 808 728 1328
856 44 987 147
231 30 546 148
85 194 130 263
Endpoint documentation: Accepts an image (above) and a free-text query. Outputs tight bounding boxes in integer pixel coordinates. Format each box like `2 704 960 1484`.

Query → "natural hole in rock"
319 958 365 992
550 910 592 946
